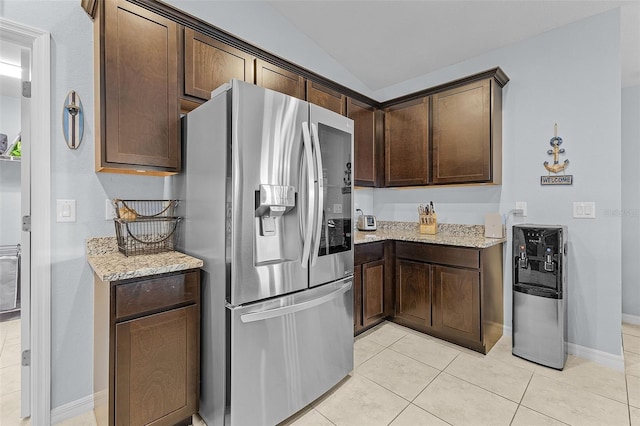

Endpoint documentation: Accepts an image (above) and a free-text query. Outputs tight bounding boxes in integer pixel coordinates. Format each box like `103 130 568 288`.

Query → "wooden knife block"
419 214 437 234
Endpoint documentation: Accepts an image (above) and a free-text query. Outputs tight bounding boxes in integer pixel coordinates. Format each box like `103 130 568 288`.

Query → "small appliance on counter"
484 212 504 238
356 209 377 231
512 224 568 370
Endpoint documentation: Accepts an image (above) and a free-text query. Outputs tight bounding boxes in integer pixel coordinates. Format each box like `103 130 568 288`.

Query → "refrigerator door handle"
310 123 324 266
301 122 315 267
239 281 352 323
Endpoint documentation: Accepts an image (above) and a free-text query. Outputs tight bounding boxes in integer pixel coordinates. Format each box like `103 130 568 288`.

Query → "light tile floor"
0 319 639 425
281 321 640 426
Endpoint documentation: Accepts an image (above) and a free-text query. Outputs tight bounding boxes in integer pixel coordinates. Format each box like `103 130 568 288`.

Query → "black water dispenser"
512 225 568 369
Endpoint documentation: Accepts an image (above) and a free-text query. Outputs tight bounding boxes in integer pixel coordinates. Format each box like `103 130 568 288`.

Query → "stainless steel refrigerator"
176 79 354 425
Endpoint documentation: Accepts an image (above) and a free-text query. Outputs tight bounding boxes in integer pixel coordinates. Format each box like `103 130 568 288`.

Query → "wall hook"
62 90 84 149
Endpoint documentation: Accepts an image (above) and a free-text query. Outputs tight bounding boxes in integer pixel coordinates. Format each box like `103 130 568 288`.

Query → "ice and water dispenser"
512 225 568 369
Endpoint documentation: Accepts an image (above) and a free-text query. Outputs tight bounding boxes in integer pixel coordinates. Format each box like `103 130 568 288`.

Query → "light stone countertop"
354 221 506 249
86 236 203 282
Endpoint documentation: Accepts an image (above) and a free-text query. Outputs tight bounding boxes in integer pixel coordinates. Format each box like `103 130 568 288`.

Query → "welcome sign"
541 124 573 186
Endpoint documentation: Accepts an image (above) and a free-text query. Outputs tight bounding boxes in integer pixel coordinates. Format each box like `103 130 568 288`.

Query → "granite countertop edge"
354 222 506 249
86 237 204 282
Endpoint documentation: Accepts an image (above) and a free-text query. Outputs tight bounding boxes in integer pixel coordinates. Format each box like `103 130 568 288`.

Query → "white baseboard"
623 313 640 325
502 324 624 371
567 343 625 371
503 324 512 336
51 394 93 425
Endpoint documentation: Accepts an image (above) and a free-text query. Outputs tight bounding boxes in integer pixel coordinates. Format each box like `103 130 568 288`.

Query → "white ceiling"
268 0 640 91
1 1 637 100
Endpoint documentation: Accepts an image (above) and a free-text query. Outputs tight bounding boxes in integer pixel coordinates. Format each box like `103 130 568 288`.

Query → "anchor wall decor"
541 123 573 185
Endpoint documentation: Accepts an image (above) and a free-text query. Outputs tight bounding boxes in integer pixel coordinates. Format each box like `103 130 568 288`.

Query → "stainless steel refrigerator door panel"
300 122 315 267
310 123 325 267
309 105 354 287
512 290 567 369
229 279 354 426
181 93 230 426
230 80 310 306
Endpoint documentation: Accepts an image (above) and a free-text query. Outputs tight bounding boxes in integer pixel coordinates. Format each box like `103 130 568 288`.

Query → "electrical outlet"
515 201 527 217
333 204 342 214
105 199 116 220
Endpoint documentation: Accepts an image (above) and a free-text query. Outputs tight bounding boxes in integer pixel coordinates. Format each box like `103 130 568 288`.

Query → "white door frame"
0 17 51 425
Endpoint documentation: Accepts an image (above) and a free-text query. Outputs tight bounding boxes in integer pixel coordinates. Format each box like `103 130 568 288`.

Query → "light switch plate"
573 202 596 219
56 199 76 223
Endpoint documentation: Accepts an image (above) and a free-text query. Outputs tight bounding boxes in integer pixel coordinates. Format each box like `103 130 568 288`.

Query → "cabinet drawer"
396 242 479 269
355 242 384 265
115 271 199 320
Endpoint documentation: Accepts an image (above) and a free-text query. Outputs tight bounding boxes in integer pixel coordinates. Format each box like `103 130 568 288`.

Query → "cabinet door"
432 79 491 184
183 27 254 101
395 259 431 327
384 97 429 186
354 264 362 332
432 265 480 343
115 305 199 425
103 0 180 171
348 98 382 187
362 259 385 327
255 59 305 99
306 80 345 115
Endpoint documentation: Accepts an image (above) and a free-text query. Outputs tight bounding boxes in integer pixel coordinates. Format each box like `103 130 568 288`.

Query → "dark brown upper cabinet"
348 98 383 187
306 80 346 115
432 78 502 184
182 27 254 102
97 0 181 175
384 97 430 186
255 59 305 99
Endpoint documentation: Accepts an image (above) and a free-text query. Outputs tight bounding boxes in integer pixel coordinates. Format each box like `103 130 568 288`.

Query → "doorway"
0 17 51 425
0 36 29 424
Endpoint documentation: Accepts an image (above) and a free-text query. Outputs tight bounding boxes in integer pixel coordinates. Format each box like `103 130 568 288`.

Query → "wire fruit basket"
113 200 181 256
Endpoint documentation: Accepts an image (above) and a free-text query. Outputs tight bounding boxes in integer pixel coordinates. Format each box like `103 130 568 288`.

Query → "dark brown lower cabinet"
354 242 392 334
362 259 385 327
392 242 503 354
94 269 200 426
395 259 431 328
432 265 480 343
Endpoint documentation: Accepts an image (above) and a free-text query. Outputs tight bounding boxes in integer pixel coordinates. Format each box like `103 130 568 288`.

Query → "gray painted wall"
360 10 623 355
622 85 640 318
0 94 21 246
2 1 167 409
0 0 625 411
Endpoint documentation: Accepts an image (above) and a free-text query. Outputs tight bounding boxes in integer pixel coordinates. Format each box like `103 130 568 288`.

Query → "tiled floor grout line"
314 408 336 426
406 367 455 426
533 366 631 406
508 372 531 426
384 403 410 426
625 372 633 426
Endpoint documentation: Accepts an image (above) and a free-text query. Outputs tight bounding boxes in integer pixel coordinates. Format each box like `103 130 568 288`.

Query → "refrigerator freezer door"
229 279 354 425
309 104 354 287
230 80 310 306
